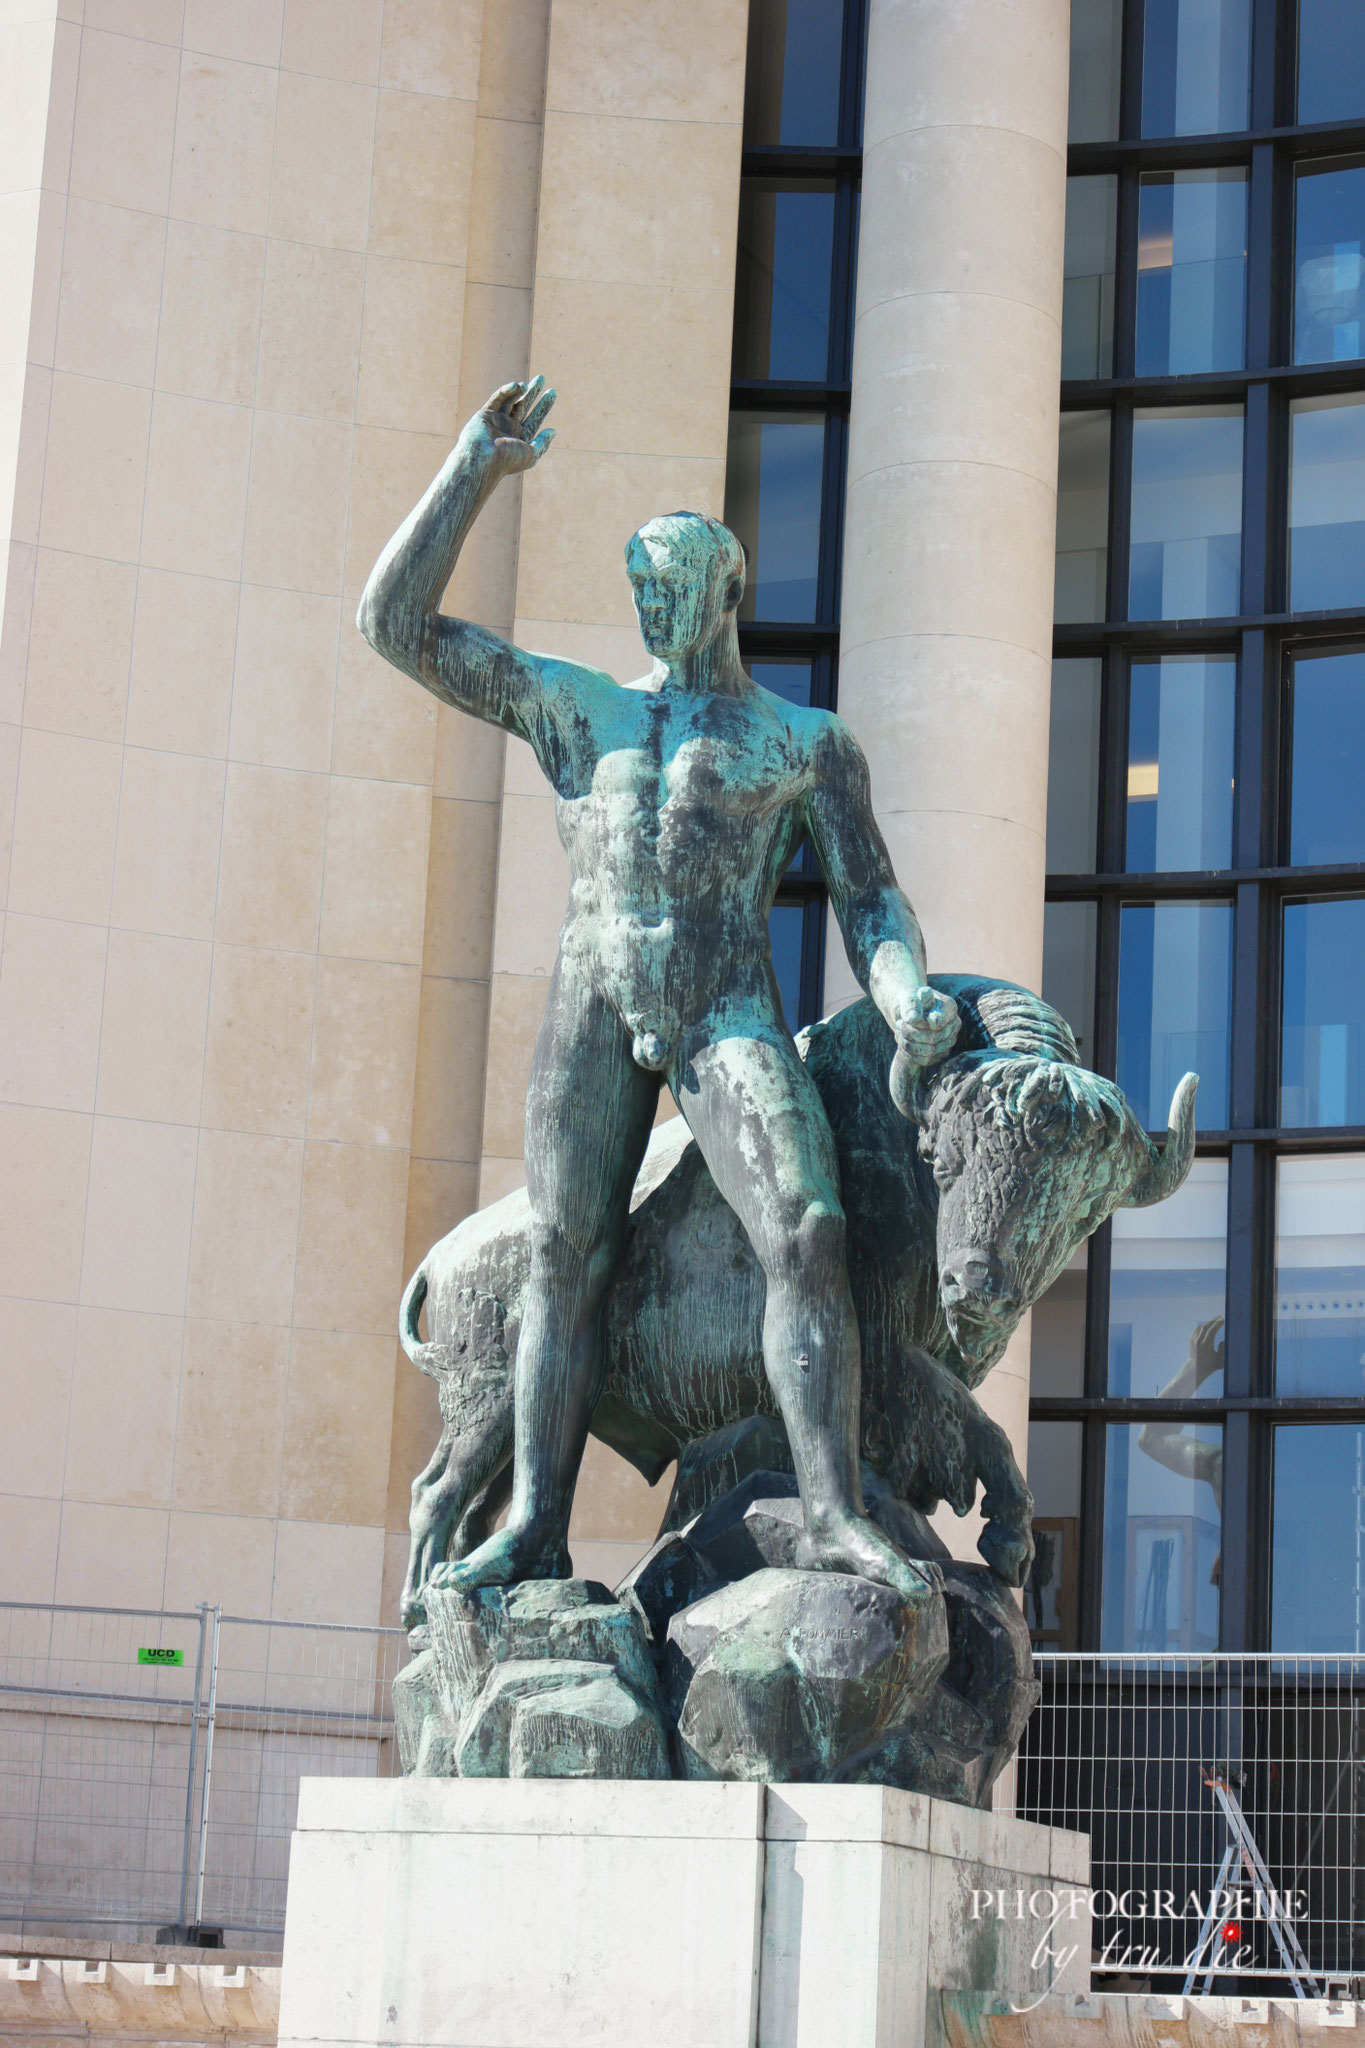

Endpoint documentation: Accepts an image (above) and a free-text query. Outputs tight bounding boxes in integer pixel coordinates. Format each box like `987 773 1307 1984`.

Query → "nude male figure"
359 377 961 1603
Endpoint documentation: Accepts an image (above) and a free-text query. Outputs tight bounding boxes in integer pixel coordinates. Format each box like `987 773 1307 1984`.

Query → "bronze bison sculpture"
397 973 1197 1626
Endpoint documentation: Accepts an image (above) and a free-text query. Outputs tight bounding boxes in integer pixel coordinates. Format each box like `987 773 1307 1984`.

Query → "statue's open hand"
893 987 960 1067
476 375 556 475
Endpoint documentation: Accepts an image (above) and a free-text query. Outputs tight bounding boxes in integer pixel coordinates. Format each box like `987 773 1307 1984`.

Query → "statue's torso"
539 672 827 1029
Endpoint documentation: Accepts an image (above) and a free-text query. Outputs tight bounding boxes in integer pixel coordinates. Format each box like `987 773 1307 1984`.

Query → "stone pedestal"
277 1780 1088 2048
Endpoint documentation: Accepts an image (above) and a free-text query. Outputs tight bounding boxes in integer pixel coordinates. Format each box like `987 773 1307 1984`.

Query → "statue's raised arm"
356 377 559 739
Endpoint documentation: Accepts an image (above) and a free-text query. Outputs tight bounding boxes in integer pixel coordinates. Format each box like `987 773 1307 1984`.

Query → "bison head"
909 980 1198 1385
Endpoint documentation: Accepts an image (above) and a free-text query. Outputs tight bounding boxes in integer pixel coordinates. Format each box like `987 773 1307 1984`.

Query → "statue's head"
625 513 745 660
919 1057 1197 1379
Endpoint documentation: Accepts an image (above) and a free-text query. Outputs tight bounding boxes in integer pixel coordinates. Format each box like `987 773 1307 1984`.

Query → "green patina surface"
359 376 964 1612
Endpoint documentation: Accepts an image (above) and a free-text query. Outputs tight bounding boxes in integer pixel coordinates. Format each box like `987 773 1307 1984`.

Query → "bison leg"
972 1408 1035 1588
878 1345 1035 1587
402 1397 514 1626
451 1458 514 1558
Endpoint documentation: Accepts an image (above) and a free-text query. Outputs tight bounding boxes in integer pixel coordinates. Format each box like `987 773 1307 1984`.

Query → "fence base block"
275 1779 1089 2048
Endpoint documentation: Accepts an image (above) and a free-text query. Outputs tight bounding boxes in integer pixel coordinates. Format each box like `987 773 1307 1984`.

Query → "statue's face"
626 518 740 660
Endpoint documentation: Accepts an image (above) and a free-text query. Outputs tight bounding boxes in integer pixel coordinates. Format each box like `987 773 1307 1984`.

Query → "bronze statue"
359 376 961 1605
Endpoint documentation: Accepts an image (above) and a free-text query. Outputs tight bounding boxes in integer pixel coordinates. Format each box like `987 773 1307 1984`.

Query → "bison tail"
398 1261 441 1378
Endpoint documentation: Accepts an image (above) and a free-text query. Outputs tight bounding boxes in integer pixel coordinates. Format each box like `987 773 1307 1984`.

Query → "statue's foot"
797 1512 938 1608
427 1523 572 1595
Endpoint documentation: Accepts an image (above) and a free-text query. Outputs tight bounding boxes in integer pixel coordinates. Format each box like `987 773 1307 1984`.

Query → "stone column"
832 0 1070 1529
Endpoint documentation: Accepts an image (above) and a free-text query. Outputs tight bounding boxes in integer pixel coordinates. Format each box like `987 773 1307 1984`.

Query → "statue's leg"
674 1014 936 1607
433 966 659 1592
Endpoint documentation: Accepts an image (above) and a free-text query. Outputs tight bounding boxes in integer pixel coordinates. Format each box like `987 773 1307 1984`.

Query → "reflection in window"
743 0 844 146
1298 0 1365 125
734 182 836 382
1272 1425 1365 1649
1043 900 1098 1068
1142 0 1251 136
1295 158 1365 366
1063 178 1117 379
1055 411 1110 624
1130 408 1243 622
726 415 825 622
1102 1421 1222 1651
1289 644 1365 865
1047 657 1101 873
1126 654 1236 871
1281 898 1365 1126
1069 0 1123 142
1136 170 1247 376
1109 1160 1228 1396
1275 1157 1365 1395
1026 1420 1082 1649
1290 395 1365 613
769 901 806 1032
1118 901 1233 1129
1031 1249 1088 1397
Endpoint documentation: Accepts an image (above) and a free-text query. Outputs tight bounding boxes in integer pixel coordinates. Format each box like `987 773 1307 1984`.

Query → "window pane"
1289 644 1365 865
769 902 805 1032
1055 411 1110 623
744 0 843 146
1290 394 1365 612
1272 1424 1365 1649
1030 1248 1089 1396
1109 1159 1228 1396
750 658 814 710
1069 0 1123 142
1298 0 1365 125
1063 177 1117 379
1136 170 1247 376
1118 901 1233 1129
1025 1421 1082 1649
1275 1157 1365 1395
1281 898 1365 1126
733 182 836 382
1043 899 1098 1068
1126 654 1236 871
1102 1421 1222 1650
1142 0 1251 136
1047 657 1101 873
1130 408 1243 622
726 414 825 622
1295 158 1365 367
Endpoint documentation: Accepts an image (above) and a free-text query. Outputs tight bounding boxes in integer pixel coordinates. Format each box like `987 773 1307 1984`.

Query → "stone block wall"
0 0 747 1621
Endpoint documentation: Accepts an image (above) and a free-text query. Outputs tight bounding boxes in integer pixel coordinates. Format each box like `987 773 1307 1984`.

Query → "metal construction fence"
3 1607 1364 1980
1006 1653 1365 1993
0 1601 409 1949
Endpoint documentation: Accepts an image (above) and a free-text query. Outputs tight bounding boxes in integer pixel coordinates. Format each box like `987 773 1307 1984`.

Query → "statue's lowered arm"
356 378 558 739
804 715 961 1087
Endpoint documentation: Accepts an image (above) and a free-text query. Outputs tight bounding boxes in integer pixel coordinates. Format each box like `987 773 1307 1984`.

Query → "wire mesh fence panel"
197 1617 408 1943
1007 1653 1365 1992
0 1602 207 1941
5 1609 1363 1971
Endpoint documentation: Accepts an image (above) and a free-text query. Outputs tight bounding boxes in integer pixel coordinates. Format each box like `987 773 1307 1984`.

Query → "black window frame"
729 0 869 1030
1036 0 1365 1654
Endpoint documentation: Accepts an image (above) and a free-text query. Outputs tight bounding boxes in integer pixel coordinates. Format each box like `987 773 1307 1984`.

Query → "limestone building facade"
0 0 1082 1630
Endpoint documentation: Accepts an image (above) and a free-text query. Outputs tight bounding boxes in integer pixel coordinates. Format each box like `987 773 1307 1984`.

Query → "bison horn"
1122 1072 1199 1208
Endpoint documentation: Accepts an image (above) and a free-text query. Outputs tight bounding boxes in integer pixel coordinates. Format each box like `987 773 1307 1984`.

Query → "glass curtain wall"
725 0 867 1031
1030 0 1365 1654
